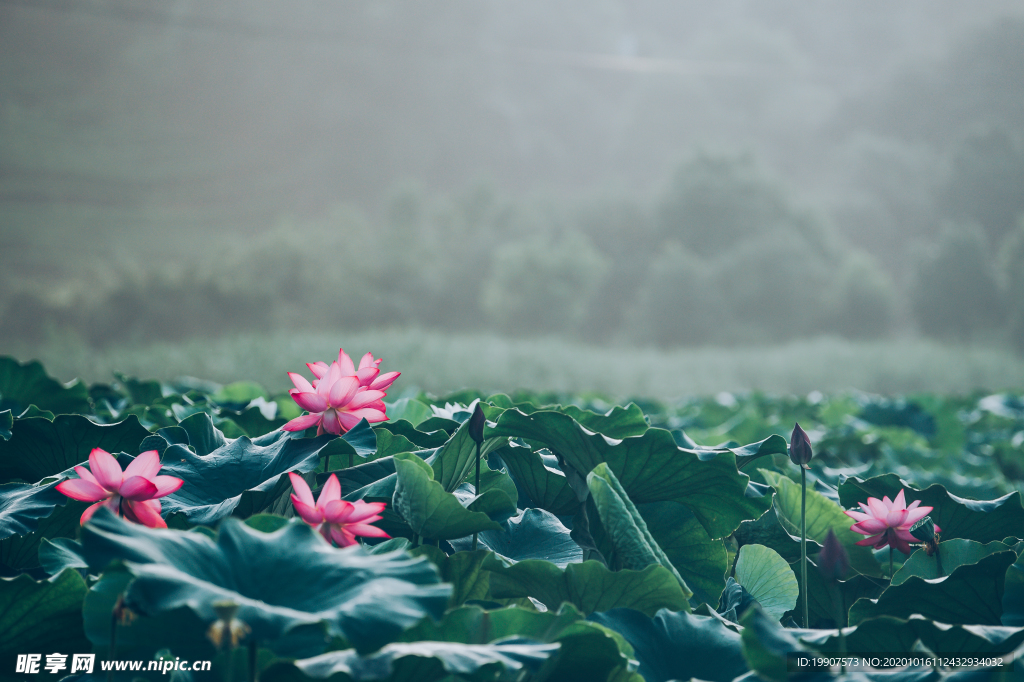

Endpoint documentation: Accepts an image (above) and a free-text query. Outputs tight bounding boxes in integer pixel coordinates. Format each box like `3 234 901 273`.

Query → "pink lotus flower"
288 472 390 547
307 349 401 393
844 489 941 555
283 349 399 436
56 448 183 528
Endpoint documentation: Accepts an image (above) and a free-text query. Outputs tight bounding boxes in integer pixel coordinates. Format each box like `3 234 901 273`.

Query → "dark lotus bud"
790 422 813 468
469 403 485 444
817 528 849 582
910 516 937 543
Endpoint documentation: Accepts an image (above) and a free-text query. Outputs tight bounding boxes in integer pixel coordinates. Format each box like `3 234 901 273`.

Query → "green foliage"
480 230 608 335
2 356 1024 682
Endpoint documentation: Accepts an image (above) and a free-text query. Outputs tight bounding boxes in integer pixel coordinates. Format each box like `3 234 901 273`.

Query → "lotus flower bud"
817 528 849 582
469 403 485 445
789 422 813 468
909 516 936 542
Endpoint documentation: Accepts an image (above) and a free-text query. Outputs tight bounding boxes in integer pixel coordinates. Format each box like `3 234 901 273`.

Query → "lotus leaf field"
3 353 1024 682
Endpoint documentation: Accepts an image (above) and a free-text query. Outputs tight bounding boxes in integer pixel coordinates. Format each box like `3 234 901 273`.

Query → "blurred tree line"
4 140 1023 352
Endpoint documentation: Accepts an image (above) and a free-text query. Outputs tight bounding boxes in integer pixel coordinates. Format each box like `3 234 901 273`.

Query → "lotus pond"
2 353 1024 682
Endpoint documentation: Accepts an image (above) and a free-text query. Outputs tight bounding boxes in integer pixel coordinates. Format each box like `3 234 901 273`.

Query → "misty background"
2 0 1024 396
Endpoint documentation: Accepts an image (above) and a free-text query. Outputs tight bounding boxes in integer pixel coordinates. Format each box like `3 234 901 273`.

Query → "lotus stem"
108 601 118 682
889 546 894 578
472 440 481 551
248 638 258 682
801 466 808 628
935 550 943 577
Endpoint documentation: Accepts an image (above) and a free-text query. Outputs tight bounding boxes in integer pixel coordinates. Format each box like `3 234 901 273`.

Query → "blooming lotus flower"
288 472 390 547
55 448 183 528
307 349 401 393
844 489 941 555
284 349 399 435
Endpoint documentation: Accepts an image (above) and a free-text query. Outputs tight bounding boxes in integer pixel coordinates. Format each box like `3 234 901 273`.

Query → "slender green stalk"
935 548 944 577
472 440 481 551
889 546 894 578
108 604 118 682
248 638 258 682
801 466 808 628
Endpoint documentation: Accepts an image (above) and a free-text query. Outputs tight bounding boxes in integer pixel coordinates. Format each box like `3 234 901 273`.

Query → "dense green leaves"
487 559 692 616
849 550 1017 625
0 414 150 484
489 408 770 538
267 640 559 682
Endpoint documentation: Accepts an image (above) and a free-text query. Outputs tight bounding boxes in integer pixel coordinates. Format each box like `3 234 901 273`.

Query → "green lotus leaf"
0 414 150 485
893 539 1011 586
0 568 89 666
83 564 217 671
0 410 11 441
488 409 769 539
561 402 650 439
632 500 729 609
789 557 884 628
373 429 420 459
739 606 814 682
375 419 450 449
587 462 691 599
0 481 69 540
760 469 881 576
408 546 502 608
224 400 288 438
799 614 1024 658
839 474 1024 544
0 498 87 572
849 550 1017 625
589 607 749 682
37 536 88 576
448 508 582 568
80 509 451 656
263 639 558 682
487 559 691 616
392 452 502 541
1004 540 1024 627
495 440 577 516
384 399 433 428
398 603 634 682
0 357 91 416
157 431 335 524
430 417 508 493
734 506 815 564
483 395 650 439
734 544 799 621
